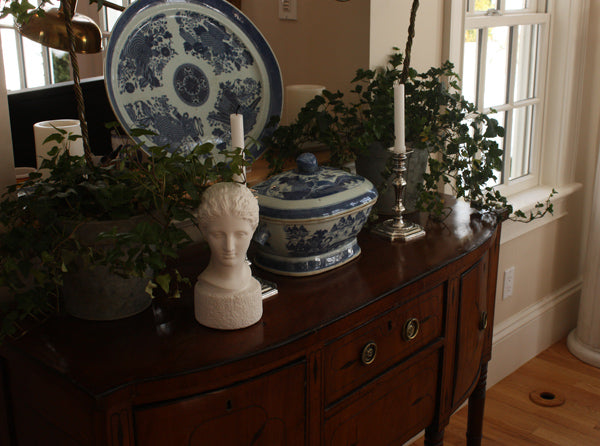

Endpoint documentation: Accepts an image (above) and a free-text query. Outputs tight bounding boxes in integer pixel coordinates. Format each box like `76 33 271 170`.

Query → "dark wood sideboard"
0 198 501 445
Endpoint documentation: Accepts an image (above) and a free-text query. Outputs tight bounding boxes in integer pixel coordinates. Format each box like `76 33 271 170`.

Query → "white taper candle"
393 81 406 154
230 113 246 183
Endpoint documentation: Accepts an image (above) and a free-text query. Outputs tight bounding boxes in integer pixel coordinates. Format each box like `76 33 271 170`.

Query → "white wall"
369 0 444 70
243 0 370 96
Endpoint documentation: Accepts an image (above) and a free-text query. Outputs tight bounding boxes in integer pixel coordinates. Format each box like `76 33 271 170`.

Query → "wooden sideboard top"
2 198 500 398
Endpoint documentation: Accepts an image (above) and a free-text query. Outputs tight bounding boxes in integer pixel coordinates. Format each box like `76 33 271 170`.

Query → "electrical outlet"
503 266 515 300
279 0 298 20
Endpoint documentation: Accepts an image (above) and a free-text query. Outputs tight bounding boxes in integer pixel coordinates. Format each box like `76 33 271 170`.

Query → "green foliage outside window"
51 52 71 83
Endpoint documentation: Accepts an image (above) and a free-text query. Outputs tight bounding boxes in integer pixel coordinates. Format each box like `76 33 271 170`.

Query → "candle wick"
236 104 241 114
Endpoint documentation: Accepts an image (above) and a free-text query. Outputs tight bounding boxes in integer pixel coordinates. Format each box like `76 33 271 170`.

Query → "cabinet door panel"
134 362 305 446
453 254 489 407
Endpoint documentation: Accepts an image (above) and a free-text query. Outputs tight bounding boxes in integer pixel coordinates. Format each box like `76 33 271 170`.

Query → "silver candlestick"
372 149 426 242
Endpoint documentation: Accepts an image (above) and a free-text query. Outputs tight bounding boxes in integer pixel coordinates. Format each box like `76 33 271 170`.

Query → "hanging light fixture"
18 0 103 54
15 0 124 165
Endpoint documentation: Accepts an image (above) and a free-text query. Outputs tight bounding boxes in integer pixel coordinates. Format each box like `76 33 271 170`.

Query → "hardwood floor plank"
408 339 600 445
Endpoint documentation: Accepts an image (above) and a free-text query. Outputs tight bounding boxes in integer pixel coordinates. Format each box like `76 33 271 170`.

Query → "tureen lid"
253 153 378 219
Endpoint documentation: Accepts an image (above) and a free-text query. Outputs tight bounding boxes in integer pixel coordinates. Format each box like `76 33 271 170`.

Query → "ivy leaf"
155 274 171 294
145 281 157 298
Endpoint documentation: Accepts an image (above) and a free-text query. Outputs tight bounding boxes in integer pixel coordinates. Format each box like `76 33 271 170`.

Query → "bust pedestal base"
194 277 262 330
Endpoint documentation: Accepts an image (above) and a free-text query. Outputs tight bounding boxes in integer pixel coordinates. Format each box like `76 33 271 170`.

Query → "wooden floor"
410 339 600 445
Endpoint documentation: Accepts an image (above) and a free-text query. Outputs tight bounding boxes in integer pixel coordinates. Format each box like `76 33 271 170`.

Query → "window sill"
500 183 582 244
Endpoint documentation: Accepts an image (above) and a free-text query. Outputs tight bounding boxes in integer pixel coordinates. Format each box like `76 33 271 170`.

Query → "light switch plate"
279 0 298 20
503 266 515 300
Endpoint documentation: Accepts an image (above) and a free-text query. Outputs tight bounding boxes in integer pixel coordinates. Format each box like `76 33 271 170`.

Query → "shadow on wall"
8 76 117 167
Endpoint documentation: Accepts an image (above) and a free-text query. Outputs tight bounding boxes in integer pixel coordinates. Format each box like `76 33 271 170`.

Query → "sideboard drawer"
134 361 306 446
323 285 444 405
325 349 439 445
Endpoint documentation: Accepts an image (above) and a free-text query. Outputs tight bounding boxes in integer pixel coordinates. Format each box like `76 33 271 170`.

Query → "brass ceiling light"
15 0 124 165
18 0 103 54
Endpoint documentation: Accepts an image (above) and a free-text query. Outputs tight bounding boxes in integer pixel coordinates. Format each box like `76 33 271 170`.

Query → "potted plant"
261 45 558 222
0 127 245 342
262 49 496 213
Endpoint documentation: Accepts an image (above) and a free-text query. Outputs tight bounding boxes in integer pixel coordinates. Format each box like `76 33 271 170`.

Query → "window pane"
1 29 21 90
50 49 71 83
105 7 123 32
510 105 534 179
474 0 498 11
484 26 509 108
514 24 538 102
463 29 479 105
0 15 14 26
102 0 131 32
504 0 527 10
22 38 46 88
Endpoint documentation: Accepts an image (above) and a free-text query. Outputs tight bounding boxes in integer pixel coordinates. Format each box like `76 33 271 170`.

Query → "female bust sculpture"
194 182 262 330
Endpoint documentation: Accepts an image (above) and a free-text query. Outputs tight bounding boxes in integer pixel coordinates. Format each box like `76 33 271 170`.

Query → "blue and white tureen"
252 153 378 276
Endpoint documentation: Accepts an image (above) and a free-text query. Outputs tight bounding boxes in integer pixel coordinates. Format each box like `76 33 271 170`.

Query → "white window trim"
466 7 550 196
466 13 548 29
444 0 585 242
465 0 541 14
0 41 15 191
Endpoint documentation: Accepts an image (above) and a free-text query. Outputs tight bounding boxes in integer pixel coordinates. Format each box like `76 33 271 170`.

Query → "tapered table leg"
466 363 488 446
424 426 444 446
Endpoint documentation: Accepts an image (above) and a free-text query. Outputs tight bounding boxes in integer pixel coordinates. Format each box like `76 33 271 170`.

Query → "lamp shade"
17 6 103 54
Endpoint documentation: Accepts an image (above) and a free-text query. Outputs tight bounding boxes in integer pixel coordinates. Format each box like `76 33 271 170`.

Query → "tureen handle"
296 153 319 174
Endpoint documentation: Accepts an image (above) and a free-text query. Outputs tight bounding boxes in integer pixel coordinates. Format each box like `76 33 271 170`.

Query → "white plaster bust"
194 182 262 330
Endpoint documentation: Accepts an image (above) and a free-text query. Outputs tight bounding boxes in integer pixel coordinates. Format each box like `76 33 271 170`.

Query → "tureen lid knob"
296 152 319 174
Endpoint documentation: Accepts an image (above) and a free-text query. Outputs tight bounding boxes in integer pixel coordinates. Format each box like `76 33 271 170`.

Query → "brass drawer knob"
480 311 488 331
403 318 420 341
361 341 377 365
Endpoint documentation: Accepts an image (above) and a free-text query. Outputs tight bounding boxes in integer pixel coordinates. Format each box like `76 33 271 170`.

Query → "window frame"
461 2 550 196
446 0 587 244
0 18 60 89
466 0 541 15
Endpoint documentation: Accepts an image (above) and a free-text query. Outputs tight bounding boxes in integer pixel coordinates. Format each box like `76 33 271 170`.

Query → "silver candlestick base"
372 149 426 242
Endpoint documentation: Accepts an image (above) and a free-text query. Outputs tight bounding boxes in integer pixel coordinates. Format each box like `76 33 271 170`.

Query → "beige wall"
243 0 444 94
494 204 583 325
243 0 370 96
369 0 444 71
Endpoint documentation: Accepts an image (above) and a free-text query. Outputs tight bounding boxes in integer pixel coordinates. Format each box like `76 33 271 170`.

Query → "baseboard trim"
487 279 582 388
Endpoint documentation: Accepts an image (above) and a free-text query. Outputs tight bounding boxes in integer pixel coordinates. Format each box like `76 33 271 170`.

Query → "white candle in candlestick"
230 113 246 183
230 113 245 150
393 81 406 154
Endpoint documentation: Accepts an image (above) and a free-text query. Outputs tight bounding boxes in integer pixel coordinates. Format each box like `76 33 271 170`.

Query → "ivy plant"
0 127 245 342
262 48 554 220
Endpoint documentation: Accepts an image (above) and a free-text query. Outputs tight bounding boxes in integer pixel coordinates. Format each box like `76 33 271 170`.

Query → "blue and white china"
252 153 378 276
104 0 282 159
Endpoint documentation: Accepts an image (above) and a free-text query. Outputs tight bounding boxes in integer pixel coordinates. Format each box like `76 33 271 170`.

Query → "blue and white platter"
252 153 378 276
104 0 282 159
